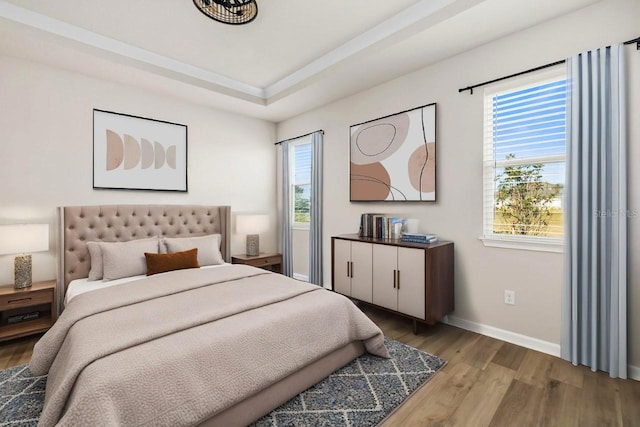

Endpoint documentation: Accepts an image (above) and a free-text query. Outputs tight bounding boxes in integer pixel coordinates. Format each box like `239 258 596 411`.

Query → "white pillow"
100 237 160 281
163 234 223 266
86 242 104 281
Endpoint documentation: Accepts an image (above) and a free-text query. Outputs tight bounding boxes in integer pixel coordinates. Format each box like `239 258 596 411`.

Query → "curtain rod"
623 36 640 49
459 35 640 95
274 130 324 146
458 60 565 94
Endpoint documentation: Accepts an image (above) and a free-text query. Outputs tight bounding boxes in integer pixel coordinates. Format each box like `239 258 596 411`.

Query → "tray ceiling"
0 0 599 121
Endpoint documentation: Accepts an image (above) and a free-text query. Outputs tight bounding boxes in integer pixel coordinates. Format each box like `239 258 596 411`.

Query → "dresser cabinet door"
397 247 426 319
350 242 373 303
333 239 351 296
372 244 398 311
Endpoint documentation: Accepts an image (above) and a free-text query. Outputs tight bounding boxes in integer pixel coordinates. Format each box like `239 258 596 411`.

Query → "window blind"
293 143 311 186
483 74 566 240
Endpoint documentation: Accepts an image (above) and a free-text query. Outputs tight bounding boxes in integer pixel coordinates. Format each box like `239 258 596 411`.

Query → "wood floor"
1 306 638 426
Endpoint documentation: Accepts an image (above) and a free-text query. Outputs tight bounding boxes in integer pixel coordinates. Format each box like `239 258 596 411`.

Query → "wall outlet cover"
504 290 516 305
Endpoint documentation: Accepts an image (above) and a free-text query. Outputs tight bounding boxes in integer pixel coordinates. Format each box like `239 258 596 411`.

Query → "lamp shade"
0 224 49 255
235 215 269 235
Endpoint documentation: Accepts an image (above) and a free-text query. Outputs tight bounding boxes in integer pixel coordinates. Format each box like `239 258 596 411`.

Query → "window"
282 131 322 283
292 140 311 227
482 69 566 252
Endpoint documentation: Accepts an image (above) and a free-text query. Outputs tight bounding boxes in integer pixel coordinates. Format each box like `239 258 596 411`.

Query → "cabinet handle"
350 262 354 278
393 269 396 288
8 297 32 304
347 261 350 278
397 270 401 290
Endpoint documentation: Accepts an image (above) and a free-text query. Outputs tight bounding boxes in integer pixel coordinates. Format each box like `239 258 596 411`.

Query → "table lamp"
0 224 49 289
236 215 269 257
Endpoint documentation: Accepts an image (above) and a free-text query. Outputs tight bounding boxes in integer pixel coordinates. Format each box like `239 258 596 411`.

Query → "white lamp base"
246 234 259 257
14 254 33 289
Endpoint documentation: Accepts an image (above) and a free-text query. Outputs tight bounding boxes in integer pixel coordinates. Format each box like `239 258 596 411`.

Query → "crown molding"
0 0 472 104
0 0 266 101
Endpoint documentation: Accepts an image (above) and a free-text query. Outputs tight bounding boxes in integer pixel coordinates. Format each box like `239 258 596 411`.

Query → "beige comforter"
30 265 388 427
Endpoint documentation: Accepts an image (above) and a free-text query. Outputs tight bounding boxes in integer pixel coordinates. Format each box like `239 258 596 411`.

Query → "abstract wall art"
93 109 188 192
350 103 436 202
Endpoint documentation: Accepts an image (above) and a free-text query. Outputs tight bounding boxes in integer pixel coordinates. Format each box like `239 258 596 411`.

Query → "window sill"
292 224 310 231
480 236 564 253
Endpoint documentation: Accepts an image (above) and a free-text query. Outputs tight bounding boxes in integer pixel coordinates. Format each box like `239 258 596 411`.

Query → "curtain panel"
309 131 323 286
562 44 627 378
280 140 293 277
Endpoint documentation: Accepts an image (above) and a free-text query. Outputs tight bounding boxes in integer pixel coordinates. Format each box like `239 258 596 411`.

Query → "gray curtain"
280 140 293 277
309 131 323 286
562 44 627 378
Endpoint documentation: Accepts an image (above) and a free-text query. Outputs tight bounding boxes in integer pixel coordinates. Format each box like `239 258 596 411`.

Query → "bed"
29 205 388 427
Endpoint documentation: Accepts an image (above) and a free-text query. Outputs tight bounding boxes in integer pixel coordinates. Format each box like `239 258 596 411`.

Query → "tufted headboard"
58 205 231 291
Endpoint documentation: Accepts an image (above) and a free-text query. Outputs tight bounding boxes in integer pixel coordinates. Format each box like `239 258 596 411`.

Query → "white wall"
0 55 277 286
292 228 310 279
277 0 640 369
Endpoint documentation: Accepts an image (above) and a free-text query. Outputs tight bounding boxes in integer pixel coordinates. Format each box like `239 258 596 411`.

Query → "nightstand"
0 280 57 342
232 253 283 273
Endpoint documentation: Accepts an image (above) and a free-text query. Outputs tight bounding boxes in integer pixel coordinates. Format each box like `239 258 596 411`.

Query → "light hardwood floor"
1 306 638 426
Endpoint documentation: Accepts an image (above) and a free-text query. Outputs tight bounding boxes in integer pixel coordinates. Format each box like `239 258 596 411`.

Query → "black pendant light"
193 0 258 25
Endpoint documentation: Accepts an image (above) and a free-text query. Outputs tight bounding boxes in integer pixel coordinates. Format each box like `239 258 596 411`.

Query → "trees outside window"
494 154 562 236
292 142 311 225
294 184 310 223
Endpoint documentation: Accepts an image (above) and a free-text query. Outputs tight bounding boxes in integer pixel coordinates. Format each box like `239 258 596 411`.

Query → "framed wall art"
350 103 436 202
93 109 188 192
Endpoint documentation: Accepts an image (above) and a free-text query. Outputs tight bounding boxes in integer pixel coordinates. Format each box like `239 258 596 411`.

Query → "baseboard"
292 273 309 281
442 315 561 358
443 315 640 381
629 365 640 381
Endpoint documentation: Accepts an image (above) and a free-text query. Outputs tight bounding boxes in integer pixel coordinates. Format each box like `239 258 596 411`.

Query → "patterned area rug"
0 338 445 427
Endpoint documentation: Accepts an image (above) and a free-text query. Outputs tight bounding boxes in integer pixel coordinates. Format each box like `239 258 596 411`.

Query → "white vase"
405 219 419 234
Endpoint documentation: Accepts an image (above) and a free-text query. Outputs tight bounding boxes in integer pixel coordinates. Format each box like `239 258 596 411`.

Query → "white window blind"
483 68 566 250
291 139 311 225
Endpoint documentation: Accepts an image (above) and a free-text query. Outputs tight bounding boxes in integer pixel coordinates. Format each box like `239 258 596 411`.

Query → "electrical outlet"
504 290 516 305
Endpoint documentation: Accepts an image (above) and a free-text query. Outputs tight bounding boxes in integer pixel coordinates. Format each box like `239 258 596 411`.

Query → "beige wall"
277 0 640 369
0 55 277 286
292 228 310 279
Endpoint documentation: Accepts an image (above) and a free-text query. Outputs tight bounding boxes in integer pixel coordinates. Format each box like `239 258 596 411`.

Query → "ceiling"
0 0 598 122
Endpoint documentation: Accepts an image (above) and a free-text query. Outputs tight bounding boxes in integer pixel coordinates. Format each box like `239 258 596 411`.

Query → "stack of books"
359 214 405 239
358 213 381 238
401 233 438 244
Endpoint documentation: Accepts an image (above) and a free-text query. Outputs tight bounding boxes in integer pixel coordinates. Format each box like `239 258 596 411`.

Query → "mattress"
64 263 231 304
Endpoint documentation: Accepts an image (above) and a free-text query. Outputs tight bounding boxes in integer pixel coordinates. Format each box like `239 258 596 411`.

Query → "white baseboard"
292 273 309 282
629 365 640 381
443 315 561 357
442 315 640 381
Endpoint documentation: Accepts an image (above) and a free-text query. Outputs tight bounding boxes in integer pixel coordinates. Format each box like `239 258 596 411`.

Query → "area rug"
0 338 445 427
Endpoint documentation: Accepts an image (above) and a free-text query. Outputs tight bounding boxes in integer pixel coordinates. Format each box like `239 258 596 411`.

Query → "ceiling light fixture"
193 0 258 25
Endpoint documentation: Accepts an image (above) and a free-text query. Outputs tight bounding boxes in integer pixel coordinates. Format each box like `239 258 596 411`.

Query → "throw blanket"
30 265 388 427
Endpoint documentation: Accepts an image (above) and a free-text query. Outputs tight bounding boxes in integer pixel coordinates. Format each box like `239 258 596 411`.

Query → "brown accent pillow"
145 248 200 276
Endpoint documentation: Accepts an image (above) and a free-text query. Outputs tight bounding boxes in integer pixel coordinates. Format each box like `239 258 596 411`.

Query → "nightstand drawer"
248 255 282 267
232 253 283 274
0 289 52 310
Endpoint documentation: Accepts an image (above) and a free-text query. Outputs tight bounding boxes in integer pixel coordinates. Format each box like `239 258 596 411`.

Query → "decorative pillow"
163 234 224 266
86 241 104 281
145 249 200 276
101 237 160 281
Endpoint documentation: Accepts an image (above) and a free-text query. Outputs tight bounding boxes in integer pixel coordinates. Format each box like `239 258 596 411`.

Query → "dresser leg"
413 320 418 335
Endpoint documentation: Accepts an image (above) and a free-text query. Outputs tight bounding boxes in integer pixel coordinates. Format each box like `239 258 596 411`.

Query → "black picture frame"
349 103 436 202
93 109 188 192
